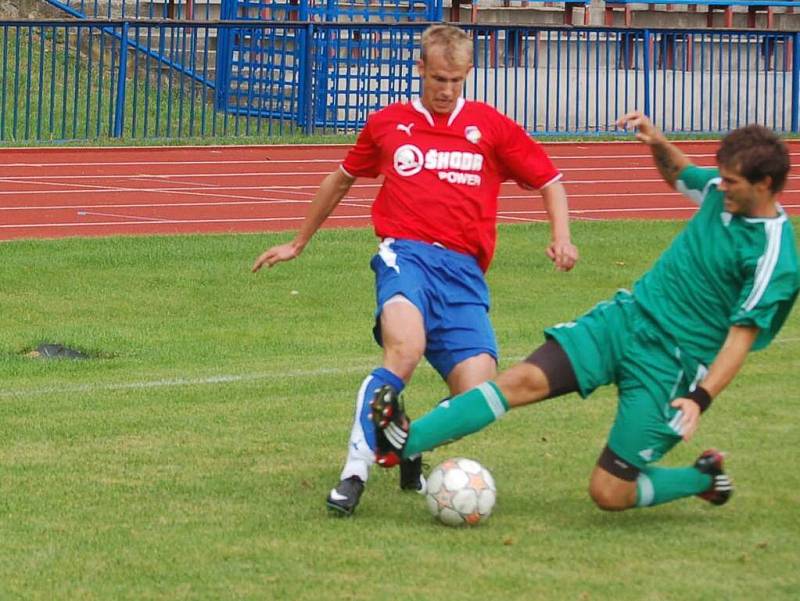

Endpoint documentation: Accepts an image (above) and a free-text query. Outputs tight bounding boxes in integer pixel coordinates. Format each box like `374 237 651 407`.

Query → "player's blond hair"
421 24 473 66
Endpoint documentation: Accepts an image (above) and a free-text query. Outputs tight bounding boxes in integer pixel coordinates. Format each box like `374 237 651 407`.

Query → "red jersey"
341 98 562 272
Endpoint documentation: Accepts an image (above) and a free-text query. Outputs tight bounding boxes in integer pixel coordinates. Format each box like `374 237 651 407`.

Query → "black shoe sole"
326 499 357 517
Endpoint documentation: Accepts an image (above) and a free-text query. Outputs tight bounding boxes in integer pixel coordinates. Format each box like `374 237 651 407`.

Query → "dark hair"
716 125 790 193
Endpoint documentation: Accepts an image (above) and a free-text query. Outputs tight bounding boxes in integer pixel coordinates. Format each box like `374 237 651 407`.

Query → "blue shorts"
371 238 498 379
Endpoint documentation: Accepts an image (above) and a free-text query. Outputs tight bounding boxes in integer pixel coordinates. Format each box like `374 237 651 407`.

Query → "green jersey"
633 165 799 365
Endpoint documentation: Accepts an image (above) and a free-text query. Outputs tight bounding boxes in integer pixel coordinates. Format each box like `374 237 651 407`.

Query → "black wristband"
686 385 712 413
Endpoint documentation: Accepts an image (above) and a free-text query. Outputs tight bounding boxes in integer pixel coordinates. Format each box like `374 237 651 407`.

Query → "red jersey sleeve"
496 117 562 190
341 119 381 178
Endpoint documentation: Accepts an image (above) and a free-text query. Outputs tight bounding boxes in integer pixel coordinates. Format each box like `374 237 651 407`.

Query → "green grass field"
1 221 798 600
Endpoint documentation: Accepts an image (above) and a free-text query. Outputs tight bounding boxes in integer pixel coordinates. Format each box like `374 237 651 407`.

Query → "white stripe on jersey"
539 172 564 190
668 410 685 435
411 98 434 127
447 97 466 127
675 176 720 205
743 219 784 312
411 97 467 127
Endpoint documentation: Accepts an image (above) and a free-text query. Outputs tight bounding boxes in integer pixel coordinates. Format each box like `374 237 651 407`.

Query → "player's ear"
417 58 425 76
752 174 772 195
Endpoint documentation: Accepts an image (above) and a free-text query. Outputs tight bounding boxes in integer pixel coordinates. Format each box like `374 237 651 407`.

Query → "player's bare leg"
446 353 497 393
589 465 638 511
327 297 424 515
379 300 429 491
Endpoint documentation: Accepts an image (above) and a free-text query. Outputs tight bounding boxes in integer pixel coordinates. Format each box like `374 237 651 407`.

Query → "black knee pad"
597 445 640 482
524 338 579 399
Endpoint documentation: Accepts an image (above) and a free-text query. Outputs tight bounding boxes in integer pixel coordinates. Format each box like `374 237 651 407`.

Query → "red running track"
1 141 799 241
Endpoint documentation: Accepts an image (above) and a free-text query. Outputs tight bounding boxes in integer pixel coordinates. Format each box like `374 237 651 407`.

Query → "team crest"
465 126 482 144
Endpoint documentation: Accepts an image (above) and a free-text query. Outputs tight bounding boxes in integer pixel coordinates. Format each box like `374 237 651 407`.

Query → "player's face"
418 47 472 115
718 164 774 217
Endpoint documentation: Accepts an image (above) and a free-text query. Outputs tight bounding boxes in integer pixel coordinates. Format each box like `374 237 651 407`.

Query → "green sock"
403 381 510 459
635 465 712 507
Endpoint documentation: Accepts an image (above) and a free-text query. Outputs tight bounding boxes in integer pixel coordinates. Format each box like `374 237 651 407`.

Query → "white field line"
4 337 796 400
0 363 373 399
0 213 373 229
9 159 800 184
498 215 549 223
2 187 798 213
0 197 359 212
0 152 716 169
0 165 675 182
6 149 800 169
4 203 800 230
0 183 373 197
0 164 754 182
3 174 800 197
77 210 177 223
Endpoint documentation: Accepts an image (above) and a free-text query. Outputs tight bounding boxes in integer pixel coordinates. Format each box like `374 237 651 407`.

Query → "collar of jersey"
411 97 465 127
741 204 788 224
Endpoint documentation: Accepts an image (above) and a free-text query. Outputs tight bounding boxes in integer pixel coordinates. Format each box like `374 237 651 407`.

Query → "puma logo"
396 122 414 136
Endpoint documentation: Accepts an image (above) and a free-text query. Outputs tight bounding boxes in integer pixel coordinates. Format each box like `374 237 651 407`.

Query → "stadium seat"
603 1 797 29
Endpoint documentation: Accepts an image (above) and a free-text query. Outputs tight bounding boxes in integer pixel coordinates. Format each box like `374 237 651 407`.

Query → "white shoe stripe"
715 476 732 491
385 423 407 449
388 422 407 441
385 429 402 448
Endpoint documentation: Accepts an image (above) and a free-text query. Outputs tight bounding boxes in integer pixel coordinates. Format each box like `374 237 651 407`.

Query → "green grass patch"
1 221 798 600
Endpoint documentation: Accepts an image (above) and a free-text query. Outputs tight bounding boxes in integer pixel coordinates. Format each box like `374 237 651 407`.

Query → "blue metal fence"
215 0 438 123
0 19 797 143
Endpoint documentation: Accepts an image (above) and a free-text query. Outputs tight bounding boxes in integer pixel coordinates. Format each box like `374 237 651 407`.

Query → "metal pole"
113 21 129 137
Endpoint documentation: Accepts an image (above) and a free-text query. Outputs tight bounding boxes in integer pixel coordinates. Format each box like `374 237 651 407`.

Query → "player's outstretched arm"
252 168 356 272
540 181 578 272
616 111 691 189
671 325 759 441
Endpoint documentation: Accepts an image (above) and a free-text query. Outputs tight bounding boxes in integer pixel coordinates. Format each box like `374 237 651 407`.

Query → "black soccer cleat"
399 455 426 493
326 475 365 517
369 384 409 468
694 449 733 506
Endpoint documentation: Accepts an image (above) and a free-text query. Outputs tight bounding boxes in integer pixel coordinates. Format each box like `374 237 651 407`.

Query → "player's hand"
616 111 665 146
251 242 301 272
546 239 579 272
670 396 702 441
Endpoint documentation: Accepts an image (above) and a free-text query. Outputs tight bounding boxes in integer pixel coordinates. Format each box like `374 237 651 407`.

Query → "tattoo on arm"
652 144 683 185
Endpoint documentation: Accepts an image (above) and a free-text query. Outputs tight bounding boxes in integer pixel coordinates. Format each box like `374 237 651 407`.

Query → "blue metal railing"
0 19 797 143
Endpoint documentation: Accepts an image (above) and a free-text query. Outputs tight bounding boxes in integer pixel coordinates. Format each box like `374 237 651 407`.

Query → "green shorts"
545 290 707 470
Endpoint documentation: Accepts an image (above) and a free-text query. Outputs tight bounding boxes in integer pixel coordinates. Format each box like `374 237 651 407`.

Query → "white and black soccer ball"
425 457 496 527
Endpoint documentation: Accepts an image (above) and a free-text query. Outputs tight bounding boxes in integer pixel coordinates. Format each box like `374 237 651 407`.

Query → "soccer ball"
425 457 496 527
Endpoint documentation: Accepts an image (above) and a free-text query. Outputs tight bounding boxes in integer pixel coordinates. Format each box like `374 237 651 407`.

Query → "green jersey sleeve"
675 165 720 205
730 219 800 350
